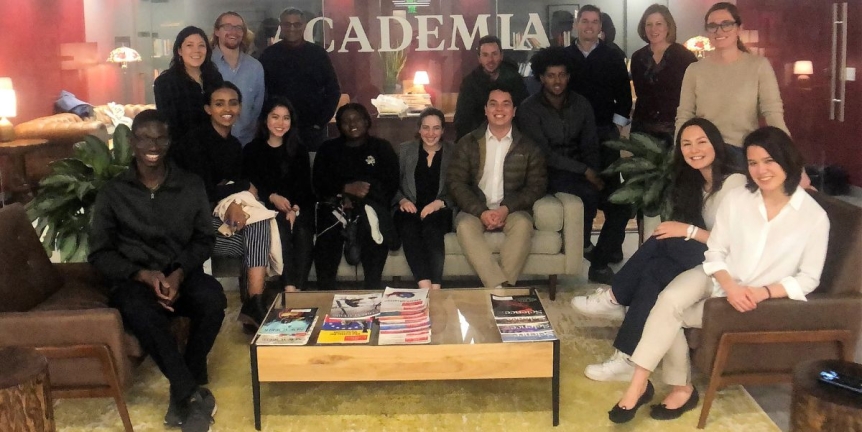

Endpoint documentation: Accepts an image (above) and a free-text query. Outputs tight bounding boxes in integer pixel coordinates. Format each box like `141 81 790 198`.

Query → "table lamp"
0 77 16 142
107 46 142 70
794 60 814 81
413 71 430 94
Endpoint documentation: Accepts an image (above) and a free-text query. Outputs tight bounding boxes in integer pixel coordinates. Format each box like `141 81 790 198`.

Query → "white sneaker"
584 350 635 382
570 287 625 320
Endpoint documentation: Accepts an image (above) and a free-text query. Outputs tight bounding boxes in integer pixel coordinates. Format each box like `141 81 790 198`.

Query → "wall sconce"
107 46 142 70
0 77 16 142
794 60 814 81
413 71 430 94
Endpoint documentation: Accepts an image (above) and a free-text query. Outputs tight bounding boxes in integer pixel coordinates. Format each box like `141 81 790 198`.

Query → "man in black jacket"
259 7 341 151
454 35 529 141
89 110 224 432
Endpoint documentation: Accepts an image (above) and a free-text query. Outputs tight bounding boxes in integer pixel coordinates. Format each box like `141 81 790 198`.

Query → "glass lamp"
107 46 142 70
684 36 714 59
0 77 16 142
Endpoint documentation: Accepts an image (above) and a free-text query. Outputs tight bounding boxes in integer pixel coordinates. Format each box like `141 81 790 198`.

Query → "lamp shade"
0 77 16 118
413 71 430 85
794 60 814 75
107 46 142 68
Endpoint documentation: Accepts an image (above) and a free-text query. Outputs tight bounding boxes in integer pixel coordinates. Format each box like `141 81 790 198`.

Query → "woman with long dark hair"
393 108 454 290
609 126 828 424
242 97 314 292
572 118 746 382
155 26 224 141
312 103 399 290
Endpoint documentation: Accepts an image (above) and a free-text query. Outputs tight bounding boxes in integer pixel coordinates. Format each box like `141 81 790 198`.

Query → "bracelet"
685 224 695 241
763 285 772 299
692 226 699 240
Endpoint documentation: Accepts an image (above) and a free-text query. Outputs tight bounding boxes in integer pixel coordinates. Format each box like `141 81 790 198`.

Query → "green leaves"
602 132 674 219
27 127 131 262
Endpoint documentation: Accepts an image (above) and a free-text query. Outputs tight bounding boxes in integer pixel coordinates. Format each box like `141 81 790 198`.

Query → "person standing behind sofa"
211 11 265 146
89 110 223 432
630 4 697 145
259 7 341 151
313 103 399 290
447 84 547 288
394 108 455 290
155 26 224 142
243 97 314 293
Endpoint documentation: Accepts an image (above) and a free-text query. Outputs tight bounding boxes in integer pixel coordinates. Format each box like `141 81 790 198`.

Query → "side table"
0 138 50 203
0 346 55 431
791 359 862 432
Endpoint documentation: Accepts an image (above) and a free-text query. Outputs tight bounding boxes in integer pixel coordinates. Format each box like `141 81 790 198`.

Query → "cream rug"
54 287 778 432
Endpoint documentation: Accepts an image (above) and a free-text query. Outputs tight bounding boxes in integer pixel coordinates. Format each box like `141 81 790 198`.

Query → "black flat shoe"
650 387 699 420
608 380 654 424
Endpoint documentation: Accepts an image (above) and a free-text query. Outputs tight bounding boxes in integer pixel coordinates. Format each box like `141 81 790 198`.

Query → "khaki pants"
454 211 533 287
631 265 713 386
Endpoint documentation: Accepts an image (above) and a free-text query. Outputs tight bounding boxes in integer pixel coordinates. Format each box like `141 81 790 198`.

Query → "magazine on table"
490 294 557 342
376 287 431 344
330 293 382 320
490 294 548 318
255 308 318 346
317 315 374 344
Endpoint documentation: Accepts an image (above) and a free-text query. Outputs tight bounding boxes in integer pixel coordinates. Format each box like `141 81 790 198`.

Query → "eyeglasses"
218 24 245 33
705 20 738 33
280 21 304 29
133 136 170 148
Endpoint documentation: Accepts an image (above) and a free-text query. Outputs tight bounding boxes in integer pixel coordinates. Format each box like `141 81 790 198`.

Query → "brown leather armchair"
0 203 138 431
687 191 862 428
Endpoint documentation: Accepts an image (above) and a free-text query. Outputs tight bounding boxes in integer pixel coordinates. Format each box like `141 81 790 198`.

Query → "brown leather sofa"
0 203 139 431
687 191 862 428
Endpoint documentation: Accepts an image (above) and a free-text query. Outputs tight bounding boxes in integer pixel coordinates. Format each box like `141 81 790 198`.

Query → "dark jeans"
724 144 747 172
109 270 226 401
314 205 389 290
394 208 452 284
276 211 314 290
610 237 707 355
548 167 631 266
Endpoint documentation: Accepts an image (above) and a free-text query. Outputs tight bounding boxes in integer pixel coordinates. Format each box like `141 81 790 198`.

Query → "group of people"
83 2 829 430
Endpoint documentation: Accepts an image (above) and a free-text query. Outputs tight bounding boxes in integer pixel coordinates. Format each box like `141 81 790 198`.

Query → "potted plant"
601 132 674 219
26 125 133 262
379 49 407 94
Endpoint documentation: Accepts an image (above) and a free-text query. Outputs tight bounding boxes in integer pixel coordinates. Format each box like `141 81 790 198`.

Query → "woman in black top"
630 5 697 145
312 103 399 290
172 81 270 328
393 108 454 290
155 26 224 142
242 97 314 292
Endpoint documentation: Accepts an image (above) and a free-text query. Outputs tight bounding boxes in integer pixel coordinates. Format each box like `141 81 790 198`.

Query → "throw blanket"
213 191 283 276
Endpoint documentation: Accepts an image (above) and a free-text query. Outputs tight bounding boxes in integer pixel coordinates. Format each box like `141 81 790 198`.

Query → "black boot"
238 294 267 328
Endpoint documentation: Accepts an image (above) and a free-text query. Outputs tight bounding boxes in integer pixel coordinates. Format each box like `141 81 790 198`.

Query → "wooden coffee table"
249 288 560 429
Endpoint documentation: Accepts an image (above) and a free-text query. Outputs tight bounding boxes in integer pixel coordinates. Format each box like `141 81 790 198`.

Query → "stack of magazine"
256 308 319 345
377 287 431 345
317 293 382 344
490 294 557 343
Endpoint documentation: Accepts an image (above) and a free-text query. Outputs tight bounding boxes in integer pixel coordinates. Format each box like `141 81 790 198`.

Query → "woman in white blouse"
608 126 830 424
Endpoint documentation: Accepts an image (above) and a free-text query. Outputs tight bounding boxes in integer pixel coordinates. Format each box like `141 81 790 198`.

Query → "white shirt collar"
485 126 513 143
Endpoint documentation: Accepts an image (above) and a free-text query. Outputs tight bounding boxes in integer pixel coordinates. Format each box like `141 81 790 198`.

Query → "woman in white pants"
608 126 830 424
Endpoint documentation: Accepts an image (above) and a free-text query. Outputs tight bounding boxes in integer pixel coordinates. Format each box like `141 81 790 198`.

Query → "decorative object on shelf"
412 70 429 94
601 132 673 218
107 46 142 70
0 77 16 142
379 49 407 94
684 36 713 58
26 125 133 262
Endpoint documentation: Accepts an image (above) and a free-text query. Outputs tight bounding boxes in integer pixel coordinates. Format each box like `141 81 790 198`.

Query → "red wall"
0 0 87 122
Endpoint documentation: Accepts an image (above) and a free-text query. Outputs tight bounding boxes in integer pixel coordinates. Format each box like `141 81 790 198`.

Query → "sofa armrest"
694 294 862 370
0 308 130 376
554 192 585 275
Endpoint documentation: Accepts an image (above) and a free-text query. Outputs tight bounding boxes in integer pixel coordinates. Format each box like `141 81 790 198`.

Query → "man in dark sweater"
259 7 341 151
454 35 529 141
563 5 633 283
518 47 629 284
88 110 224 432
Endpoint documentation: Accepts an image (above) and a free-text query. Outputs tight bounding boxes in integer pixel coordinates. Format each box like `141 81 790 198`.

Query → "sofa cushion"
533 195 564 232
30 283 109 312
0 205 63 313
443 230 562 255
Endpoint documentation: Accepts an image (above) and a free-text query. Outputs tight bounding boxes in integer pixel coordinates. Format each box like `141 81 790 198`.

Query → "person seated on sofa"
312 103 400 290
608 126 829 424
242 97 314 293
446 83 547 288
171 81 272 328
155 26 224 142
571 118 745 382
393 107 455 290
88 109 224 432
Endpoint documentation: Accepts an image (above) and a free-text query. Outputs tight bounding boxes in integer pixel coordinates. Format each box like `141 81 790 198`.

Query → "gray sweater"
393 140 455 209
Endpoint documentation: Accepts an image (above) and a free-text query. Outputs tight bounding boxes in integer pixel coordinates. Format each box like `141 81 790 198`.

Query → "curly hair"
529 46 573 81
